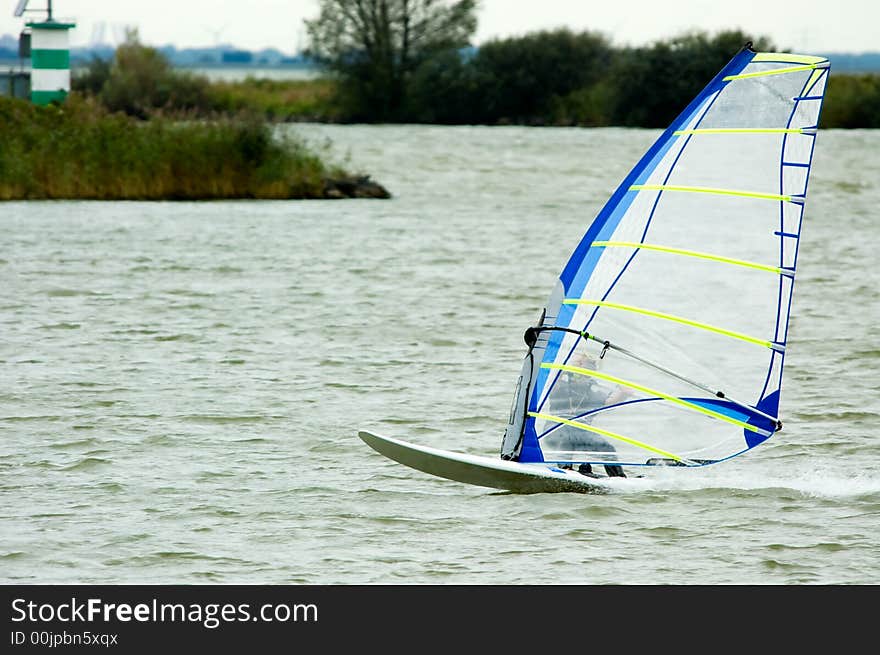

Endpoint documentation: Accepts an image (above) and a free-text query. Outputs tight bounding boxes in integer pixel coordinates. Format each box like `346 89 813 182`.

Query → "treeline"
302 1 878 128
72 29 880 129
821 74 880 128
347 29 880 128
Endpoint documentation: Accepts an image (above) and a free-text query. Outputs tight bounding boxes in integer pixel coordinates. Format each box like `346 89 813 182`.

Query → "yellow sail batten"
629 184 791 202
723 64 819 81
751 53 828 65
562 299 776 349
672 128 804 135
803 68 827 96
590 240 784 274
529 411 686 462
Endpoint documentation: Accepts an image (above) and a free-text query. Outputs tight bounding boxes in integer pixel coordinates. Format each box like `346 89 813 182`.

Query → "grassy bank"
0 95 388 200
208 78 340 122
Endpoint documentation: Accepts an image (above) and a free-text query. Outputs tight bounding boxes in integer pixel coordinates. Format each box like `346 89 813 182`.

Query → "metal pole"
48 0 53 20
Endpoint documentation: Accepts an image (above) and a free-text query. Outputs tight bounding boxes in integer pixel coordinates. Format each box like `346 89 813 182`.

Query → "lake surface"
1 125 878 584
177 65 320 82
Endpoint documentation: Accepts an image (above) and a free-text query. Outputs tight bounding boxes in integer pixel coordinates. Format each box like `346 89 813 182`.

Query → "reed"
0 94 343 200
207 78 340 122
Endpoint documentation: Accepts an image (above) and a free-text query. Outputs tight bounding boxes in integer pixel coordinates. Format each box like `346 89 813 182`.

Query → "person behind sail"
545 350 631 477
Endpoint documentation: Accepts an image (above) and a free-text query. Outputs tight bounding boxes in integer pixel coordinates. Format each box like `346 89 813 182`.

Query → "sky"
1 0 878 54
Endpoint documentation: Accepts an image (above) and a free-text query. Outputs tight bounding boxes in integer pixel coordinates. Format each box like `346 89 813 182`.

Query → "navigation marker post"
13 1 77 105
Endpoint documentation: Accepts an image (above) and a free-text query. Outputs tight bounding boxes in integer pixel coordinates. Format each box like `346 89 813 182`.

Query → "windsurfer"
545 351 632 477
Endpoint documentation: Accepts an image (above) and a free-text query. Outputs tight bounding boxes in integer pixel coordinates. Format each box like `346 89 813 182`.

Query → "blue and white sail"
501 45 830 468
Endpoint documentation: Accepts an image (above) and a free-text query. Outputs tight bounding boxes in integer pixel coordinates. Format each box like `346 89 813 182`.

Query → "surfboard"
359 430 610 494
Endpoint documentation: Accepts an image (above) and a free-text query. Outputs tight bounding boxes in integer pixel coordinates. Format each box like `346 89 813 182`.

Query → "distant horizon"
0 1 878 56
1 30 879 61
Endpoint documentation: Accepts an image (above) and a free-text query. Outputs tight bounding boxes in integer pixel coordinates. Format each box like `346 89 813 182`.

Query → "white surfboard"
358 430 611 494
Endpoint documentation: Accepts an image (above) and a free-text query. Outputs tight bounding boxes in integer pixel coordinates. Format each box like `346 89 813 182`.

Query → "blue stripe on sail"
748 390 780 448
530 48 756 420
685 398 751 423
567 138 678 298
685 397 777 443
518 419 544 463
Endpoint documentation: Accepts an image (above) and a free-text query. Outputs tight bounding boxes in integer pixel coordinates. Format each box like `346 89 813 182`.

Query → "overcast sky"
2 0 877 54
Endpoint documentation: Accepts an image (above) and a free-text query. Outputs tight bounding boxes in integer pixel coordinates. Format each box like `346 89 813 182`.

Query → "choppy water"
1 125 878 584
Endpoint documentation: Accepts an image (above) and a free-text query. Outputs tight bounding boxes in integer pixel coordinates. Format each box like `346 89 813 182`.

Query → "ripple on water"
59 457 112 471
103 552 259 567
45 289 105 297
153 333 200 342
179 414 268 424
38 322 81 330
49 438 101 450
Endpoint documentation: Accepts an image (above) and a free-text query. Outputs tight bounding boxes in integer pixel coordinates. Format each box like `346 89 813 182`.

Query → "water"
176 65 320 82
1 125 878 584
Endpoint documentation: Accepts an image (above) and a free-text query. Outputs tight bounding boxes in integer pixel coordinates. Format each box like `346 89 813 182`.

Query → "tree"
821 74 880 128
469 29 614 124
611 30 777 127
86 28 212 119
304 0 478 121
405 47 486 123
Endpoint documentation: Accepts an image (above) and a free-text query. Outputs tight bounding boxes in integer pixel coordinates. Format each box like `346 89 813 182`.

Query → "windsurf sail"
501 44 830 468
